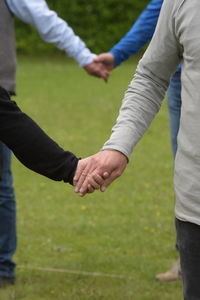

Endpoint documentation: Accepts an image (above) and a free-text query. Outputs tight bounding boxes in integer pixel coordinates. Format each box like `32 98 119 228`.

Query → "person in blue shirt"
0 0 109 287
95 0 182 282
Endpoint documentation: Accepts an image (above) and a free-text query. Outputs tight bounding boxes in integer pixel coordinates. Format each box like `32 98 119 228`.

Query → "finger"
100 70 109 80
94 55 105 63
73 160 85 185
87 178 101 190
100 172 117 192
74 163 95 193
102 172 109 179
74 171 87 192
93 56 102 63
78 191 87 197
102 74 109 83
87 184 95 194
79 185 93 197
79 170 105 195
76 164 103 195
78 177 92 195
92 173 106 186
93 71 101 78
78 171 100 195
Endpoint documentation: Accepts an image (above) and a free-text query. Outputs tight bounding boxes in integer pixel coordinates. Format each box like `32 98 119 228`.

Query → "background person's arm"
7 0 95 67
95 0 163 70
6 0 109 80
0 87 78 184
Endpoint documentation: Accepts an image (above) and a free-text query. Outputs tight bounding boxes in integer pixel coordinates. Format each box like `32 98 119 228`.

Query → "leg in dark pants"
176 218 200 300
0 144 16 280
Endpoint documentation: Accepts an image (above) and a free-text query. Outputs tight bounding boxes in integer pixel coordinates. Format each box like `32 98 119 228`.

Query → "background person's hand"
73 150 128 197
84 61 110 82
94 53 115 71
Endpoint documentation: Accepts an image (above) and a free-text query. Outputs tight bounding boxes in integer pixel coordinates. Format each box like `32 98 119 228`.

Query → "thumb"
94 56 102 63
102 171 110 179
100 172 117 192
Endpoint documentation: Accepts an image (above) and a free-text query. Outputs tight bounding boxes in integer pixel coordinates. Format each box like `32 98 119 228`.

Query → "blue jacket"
110 0 163 66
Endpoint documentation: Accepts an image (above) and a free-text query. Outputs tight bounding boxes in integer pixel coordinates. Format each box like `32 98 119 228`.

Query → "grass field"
0 55 182 299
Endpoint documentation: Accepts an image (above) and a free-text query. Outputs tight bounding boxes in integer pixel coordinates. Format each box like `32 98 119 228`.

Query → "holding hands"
84 53 115 82
84 60 110 82
73 150 128 197
94 53 115 71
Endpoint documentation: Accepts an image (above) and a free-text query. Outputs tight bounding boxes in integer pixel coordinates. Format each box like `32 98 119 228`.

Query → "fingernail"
101 186 106 192
74 187 79 193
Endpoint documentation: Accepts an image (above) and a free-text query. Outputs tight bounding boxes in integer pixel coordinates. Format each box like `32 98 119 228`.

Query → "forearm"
7 0 95 67
103 0 182 157
0 87 78 184
102 64 167 158
110 0 163 66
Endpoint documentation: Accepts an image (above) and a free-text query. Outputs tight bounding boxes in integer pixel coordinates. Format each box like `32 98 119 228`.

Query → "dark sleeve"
0 87 78 184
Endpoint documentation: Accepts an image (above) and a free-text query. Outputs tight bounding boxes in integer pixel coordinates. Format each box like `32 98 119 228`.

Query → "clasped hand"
83 53 115 82
73 150 128 197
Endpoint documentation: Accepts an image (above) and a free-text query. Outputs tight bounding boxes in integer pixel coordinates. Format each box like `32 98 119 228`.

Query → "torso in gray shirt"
103 0 200 225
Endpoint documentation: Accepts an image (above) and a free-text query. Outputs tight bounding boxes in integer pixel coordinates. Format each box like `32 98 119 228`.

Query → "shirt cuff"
75 49 96 67
101 144 130 161
109 49 122 67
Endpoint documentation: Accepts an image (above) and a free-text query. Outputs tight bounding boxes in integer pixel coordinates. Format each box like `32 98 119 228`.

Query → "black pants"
176 218 200 300
0 142 2 180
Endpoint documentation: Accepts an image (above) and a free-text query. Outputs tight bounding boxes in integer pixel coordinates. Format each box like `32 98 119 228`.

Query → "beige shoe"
155 262 182 282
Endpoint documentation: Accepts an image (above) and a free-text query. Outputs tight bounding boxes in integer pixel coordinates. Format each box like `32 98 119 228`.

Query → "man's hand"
73 150 128 197
84 61 110 82
94 53 115 71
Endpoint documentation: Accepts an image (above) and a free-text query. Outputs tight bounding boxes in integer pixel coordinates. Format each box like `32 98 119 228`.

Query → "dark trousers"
176 218 200 300
0 142 2 180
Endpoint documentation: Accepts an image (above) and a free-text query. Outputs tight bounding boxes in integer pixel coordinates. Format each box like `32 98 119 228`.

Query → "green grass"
0 56 182 299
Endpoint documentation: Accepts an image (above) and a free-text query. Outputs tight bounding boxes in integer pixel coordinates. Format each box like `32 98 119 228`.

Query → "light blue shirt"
6 0 96 67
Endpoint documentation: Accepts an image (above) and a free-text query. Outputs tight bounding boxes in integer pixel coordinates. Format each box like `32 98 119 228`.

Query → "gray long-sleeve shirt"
102 0 200 225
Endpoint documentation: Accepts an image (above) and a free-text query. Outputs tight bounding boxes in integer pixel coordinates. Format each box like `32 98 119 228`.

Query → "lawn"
1 55 182 299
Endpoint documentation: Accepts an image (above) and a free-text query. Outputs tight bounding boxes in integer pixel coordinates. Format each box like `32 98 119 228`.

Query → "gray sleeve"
102 0 183 158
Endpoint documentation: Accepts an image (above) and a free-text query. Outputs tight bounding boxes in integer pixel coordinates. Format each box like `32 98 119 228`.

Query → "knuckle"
115 171 121 178
81 172 87 177
91 157 98 166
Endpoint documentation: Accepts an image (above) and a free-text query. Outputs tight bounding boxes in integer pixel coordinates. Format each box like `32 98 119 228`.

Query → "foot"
0 277 15 288
155 263 182 282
